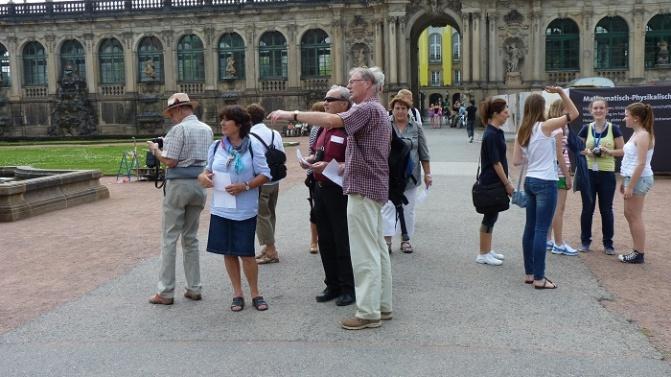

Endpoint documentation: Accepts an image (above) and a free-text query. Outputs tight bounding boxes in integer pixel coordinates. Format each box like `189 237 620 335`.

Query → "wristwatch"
244 181 250 191
293 110 299 122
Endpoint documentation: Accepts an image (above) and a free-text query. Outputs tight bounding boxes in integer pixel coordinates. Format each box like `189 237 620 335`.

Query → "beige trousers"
347 194 393 320
256 183 279 246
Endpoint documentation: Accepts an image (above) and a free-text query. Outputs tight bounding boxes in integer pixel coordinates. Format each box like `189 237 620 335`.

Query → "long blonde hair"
517 93 546 147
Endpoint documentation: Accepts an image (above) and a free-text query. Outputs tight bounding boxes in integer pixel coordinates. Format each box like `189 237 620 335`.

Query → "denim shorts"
623 175 654 196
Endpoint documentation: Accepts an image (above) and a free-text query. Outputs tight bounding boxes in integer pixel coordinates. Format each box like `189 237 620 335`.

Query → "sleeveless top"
524 122 558 181
621 136 654 177
585 122 615 172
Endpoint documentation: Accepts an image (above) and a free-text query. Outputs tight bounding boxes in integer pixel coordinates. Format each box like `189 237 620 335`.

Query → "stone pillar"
203 26 217 91
122 32 136 93
83 33 96 94
332 20 345 84
630 7 645 80
487 11 498 83
375 19 384 68
472 12 481 83
287 25 299 89
462 14 471 82
161 31 176 92
531 9 543 84
398 16 408 86
7 36 21 99
581 12 595 77
45 35 58 95
388 16 398 85
244 28 256 91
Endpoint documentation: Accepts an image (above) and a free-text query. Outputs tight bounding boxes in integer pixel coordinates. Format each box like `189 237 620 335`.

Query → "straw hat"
164 93 198 116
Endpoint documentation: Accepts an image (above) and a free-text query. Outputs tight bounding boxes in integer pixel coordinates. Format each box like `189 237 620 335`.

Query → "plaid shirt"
162 114 213 168
339 97 391 203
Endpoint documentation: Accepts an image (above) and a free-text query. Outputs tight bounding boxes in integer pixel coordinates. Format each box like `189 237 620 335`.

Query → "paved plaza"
1 128 669 376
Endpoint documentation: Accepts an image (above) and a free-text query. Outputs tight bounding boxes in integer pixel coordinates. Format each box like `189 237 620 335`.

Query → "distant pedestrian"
618 102 655 264
466 100 477 143
475 97 514 266
513 87 578 289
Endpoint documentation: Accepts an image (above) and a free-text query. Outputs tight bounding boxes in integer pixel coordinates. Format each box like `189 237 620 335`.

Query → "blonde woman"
546 99 577 256
618 103 655 264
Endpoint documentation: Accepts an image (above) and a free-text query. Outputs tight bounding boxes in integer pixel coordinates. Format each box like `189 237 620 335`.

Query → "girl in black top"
476 98 514 266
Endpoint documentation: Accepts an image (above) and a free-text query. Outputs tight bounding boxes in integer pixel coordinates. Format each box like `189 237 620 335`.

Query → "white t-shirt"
250 123 285 186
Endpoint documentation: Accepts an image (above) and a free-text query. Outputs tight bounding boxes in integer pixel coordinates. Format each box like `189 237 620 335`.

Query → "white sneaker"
546 240 554 251
476 253 503 266
552 243 578 256
489 250 505 260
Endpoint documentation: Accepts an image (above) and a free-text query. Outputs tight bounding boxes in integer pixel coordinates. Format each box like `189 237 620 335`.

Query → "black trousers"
314 183 354 294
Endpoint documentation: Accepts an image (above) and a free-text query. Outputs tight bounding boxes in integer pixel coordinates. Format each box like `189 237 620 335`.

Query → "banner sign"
568 86 671 173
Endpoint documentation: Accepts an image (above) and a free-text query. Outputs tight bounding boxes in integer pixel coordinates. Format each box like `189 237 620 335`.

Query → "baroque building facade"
0 0 670 136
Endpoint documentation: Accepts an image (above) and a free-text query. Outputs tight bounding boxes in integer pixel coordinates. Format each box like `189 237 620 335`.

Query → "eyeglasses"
348 79 365 85
324 97 346 102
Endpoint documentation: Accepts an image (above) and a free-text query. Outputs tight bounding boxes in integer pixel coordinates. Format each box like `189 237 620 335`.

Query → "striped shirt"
339 97 391 204
162 114 213 167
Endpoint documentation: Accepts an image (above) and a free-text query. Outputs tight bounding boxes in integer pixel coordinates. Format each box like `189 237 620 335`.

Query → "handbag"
511 163 528 208
472 156 510 214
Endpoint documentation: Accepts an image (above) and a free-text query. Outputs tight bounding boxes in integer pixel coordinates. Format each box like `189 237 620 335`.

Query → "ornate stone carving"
49 64 97 136
503 38 525 73
351 43 370 68
504 10 524 25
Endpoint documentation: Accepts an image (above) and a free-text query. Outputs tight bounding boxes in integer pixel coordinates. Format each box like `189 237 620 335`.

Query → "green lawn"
0 143 149 176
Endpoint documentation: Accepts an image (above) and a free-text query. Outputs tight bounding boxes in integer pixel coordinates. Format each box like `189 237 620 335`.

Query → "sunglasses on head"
324 97 346 102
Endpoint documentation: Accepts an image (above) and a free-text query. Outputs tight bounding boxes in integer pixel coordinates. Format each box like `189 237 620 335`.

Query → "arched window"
259 31 287 80
300 29 331 78
99 38 124 84
645 14 671 69
545 18 580 71
429 33 442 62
60 40 86 79
23 42 47 86
0 43 9 87
177 34 204 82
218 33 245 80
595 17 628 70
138 36 163 82
452 32 461 61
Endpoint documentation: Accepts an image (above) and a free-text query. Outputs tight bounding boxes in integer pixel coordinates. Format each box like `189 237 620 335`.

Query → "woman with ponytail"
513 87 578 289
618 102 655 264
475 97 514 266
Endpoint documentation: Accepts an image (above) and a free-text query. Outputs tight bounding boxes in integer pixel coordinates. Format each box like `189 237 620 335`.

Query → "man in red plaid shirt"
269 66 392 330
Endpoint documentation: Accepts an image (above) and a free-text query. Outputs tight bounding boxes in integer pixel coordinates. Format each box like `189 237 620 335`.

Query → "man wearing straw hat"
147 93 213 305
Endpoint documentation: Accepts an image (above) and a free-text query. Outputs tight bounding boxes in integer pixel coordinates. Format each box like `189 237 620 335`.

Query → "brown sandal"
534 278 557 290
257 255 279 264
400 241 414 254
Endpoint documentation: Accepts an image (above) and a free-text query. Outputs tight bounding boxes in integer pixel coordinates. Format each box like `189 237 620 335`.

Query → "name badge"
330 135 345 144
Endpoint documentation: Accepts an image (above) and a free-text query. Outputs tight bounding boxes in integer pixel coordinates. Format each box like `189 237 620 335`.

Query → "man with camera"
146 93 213 305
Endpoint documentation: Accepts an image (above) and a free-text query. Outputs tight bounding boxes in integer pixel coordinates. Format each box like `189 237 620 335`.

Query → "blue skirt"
207 214 257 257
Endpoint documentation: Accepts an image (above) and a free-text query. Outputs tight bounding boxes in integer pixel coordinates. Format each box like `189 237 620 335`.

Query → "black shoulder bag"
472 155 510 214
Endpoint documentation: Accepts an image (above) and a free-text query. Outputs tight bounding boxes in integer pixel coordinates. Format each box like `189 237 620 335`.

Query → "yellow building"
418 26 462 109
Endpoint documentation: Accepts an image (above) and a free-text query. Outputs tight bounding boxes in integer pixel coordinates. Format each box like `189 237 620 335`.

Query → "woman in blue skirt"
198 105 271 311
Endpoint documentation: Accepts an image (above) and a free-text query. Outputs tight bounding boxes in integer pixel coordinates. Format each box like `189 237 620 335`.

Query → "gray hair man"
269 67 392 330
147 93 213 305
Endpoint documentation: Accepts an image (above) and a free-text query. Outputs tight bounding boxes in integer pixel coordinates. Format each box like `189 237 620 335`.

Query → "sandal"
400 241 414 254
230 296 245 312
309 243 318 254
257 255 280 264
252 296 269 311
534 278 557 290
524 275 534 284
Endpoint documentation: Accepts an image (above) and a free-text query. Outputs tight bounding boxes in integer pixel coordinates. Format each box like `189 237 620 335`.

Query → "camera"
150 137 163 150
592 147 602 157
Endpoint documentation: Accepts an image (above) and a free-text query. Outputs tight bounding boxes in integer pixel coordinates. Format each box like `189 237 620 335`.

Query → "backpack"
388 128 415 206
250 131 287 181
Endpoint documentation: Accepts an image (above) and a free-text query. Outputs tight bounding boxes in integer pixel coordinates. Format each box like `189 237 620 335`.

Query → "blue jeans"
523 177 558 280
580 171 616 249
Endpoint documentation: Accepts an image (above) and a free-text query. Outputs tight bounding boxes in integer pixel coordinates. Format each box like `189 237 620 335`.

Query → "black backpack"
250 131 287 181
388 129 415 206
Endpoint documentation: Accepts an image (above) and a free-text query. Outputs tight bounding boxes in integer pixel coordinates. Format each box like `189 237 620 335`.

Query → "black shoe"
335 292 355 306
315 288 339 303
618 250 645 264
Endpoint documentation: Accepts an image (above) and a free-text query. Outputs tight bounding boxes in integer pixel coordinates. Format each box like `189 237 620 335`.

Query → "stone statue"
225 55 237 77
143 58 156 80
505 44 522 73
49 62 97 136
352 45 368 67
657 40 669 65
